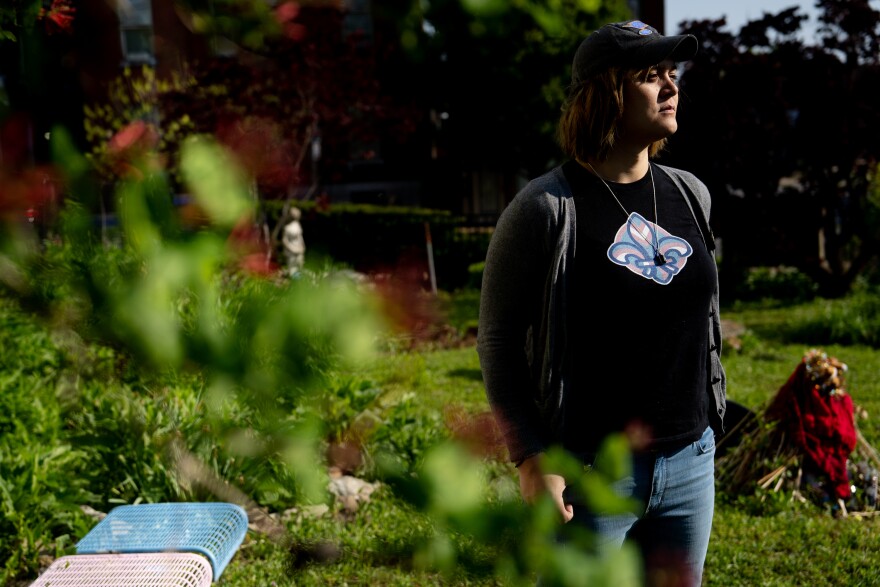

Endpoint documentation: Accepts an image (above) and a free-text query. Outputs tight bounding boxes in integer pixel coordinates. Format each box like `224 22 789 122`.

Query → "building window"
342 0 373 43
118 0 155 64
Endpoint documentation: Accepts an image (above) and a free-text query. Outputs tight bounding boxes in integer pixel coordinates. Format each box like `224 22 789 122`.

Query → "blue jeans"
562 425 716 587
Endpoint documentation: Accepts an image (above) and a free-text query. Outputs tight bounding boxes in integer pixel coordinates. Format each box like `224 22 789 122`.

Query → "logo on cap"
623 20 653 35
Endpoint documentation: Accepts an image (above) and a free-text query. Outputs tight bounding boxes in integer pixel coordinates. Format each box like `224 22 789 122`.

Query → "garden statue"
282 207 306 277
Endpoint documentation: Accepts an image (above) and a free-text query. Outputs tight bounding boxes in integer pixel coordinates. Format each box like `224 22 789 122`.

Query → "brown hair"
557 65 668 163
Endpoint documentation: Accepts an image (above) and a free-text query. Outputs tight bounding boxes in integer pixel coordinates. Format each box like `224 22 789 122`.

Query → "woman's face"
619 60 680 148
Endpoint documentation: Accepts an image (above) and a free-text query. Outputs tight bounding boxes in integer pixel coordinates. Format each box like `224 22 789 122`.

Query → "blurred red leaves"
215 116 298 193
227 217 278 277
275 1 307 41
108 120 159 154
444 405 505 461
38 0 76 35
0 165 61 224
369 261 444 343
0 115 61 223
107 120 165 179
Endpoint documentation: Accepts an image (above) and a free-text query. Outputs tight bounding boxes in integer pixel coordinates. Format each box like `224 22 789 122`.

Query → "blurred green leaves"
459 0 508 17
459 0 607 36
2 119 387 513
375 434 644 585
180 136 253 229
173 0 283 50
421 443 484 517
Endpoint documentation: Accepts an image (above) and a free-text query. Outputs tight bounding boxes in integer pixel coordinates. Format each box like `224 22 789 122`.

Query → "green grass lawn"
698 302 880 586
230 297 880 586
4 293 880 586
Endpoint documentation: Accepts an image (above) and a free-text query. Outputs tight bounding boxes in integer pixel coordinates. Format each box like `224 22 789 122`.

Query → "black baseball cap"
572 20 698 84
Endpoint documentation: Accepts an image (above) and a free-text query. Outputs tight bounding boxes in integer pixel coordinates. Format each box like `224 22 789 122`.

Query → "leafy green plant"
311 374 383 446
735 265 819 304
0 299 94 582
0 442 93 582
367 393 448 475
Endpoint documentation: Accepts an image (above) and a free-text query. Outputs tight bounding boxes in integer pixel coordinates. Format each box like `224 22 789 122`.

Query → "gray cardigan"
477 163 727 464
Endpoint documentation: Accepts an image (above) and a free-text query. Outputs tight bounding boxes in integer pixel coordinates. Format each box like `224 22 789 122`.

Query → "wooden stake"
758 465 787 489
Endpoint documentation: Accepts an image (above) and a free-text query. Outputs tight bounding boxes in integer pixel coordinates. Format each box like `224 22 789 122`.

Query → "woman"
477 20 726 586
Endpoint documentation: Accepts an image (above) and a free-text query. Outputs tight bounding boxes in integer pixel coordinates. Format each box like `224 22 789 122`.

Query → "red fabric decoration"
766 357 857 500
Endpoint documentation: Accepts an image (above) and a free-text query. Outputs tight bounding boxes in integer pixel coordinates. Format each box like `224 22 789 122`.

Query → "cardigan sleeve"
477 190 552 464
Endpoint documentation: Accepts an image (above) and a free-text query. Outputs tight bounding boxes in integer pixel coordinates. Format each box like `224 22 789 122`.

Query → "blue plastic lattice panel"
76 502 248 580
29 553 213 587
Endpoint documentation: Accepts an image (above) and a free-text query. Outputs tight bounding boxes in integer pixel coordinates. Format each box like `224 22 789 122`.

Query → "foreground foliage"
1 127 644 586
4 292 880 585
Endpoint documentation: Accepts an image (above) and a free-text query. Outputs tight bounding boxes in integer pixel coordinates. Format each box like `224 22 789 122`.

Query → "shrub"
785 289 880 347
736 265 818 304
467 261 485 290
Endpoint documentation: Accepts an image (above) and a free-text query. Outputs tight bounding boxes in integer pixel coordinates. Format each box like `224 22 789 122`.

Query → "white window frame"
117 0 155 65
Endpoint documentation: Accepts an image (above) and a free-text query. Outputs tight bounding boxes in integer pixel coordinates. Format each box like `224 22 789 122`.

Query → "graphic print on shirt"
607 212 692 285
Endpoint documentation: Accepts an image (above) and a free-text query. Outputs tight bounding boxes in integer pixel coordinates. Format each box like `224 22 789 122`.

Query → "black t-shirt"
561 160 714 455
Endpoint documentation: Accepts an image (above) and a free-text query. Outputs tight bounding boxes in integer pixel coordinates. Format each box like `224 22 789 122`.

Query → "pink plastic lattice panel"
28 553 213 587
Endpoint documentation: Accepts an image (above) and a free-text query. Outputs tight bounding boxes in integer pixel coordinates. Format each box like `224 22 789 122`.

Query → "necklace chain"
585 161 667 267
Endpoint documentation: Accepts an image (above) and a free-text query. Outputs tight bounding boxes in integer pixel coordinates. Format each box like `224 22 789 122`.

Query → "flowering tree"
78 2 420 270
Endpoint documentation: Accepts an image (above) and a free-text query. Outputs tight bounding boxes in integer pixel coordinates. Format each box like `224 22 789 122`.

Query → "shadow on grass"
447 368 483 381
